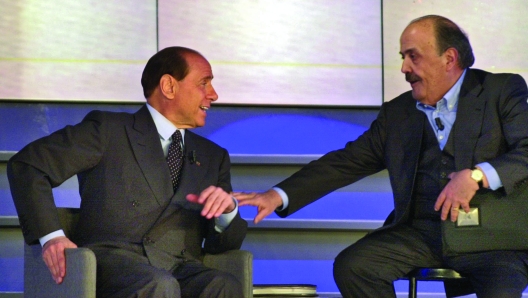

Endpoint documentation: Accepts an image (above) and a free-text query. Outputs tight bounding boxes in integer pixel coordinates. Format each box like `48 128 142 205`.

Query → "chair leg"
408 277 417 298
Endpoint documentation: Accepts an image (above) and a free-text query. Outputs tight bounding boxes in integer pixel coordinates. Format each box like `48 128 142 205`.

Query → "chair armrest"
203 250 253 298
24 244 97 298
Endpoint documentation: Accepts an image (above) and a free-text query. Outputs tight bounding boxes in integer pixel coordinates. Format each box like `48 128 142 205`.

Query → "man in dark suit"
236 15 528 297
8 46 248 297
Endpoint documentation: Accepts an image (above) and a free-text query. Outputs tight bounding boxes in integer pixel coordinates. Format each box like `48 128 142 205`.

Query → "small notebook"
253 284 318 297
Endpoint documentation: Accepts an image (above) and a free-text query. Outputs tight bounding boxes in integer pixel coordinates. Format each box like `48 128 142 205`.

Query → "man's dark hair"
141 46 203 99
411 15 475 69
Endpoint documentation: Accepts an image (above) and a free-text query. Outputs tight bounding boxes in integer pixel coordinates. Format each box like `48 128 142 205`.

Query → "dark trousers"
90 245 243 298
333 223 528 298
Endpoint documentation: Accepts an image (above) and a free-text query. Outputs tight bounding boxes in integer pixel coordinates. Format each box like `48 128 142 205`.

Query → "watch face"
471 169 483 181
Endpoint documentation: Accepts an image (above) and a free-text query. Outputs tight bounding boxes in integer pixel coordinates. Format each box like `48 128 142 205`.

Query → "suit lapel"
400 103 425 205
126 106 173 206
452 69 485 170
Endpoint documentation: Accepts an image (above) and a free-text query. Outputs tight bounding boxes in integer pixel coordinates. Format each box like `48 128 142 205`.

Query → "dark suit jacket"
8 105 247 270
276 68 528 231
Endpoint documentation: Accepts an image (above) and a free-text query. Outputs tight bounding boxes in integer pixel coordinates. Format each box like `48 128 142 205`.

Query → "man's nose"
208 85 218 101
401 59 411 74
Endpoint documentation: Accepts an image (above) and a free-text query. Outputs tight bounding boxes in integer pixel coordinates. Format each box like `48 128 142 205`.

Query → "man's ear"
159 74 178 99
444 47 459 71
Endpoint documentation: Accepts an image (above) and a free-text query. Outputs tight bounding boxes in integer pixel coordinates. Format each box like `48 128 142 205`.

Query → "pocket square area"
456 207 480 227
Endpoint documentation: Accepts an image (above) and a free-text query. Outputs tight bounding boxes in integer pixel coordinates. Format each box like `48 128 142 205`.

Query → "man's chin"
411 90 424 102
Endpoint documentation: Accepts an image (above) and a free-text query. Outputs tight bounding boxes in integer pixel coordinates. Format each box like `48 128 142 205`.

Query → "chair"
24 208 253 298
401 268 471 298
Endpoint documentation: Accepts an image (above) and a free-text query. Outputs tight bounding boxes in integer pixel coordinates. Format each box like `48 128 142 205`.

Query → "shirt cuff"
39 230 66 247
214 197 238 233
477 162 503 190
272 187 289 211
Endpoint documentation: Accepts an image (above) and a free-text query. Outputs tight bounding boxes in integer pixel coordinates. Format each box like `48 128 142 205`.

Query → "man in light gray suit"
8 47 247 297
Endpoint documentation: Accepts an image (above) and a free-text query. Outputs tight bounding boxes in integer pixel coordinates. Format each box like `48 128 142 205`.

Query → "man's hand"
186 186 236 219
435 169 481 222
42 236 78 284
233 189 283 224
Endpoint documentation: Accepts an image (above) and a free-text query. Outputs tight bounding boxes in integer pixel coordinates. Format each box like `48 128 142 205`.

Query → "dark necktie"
167 130 183 192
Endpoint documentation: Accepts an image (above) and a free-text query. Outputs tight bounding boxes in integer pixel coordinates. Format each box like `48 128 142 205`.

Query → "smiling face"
399 20 453 106
170 53 218 128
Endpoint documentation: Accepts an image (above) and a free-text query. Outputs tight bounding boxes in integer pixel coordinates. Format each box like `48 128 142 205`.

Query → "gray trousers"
90 245 242 298
333 222 528 298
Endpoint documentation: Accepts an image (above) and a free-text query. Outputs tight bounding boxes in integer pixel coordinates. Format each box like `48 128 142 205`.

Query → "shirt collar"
416 69 467 112
146 104 185 141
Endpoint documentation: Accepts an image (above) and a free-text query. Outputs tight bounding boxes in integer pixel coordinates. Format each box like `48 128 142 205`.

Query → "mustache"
406 73 421 82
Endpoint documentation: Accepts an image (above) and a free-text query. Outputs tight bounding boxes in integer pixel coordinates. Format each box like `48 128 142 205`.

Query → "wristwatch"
470 167 484 188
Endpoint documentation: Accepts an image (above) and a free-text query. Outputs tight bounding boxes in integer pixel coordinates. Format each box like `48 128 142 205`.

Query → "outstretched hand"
42 236 78 284
233 189 283 224
186 185 236 219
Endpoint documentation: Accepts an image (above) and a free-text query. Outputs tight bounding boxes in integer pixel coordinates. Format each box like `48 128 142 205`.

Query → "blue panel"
239 191 394 221
195 106 378 155
0 190 16 216
0 102 379 155
253 260 338 292
393 280 447 294
1 102 380 217
253 260 448 294
0 258 23 292
52 189 82 208
0 103 140 151
208 114 368 154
